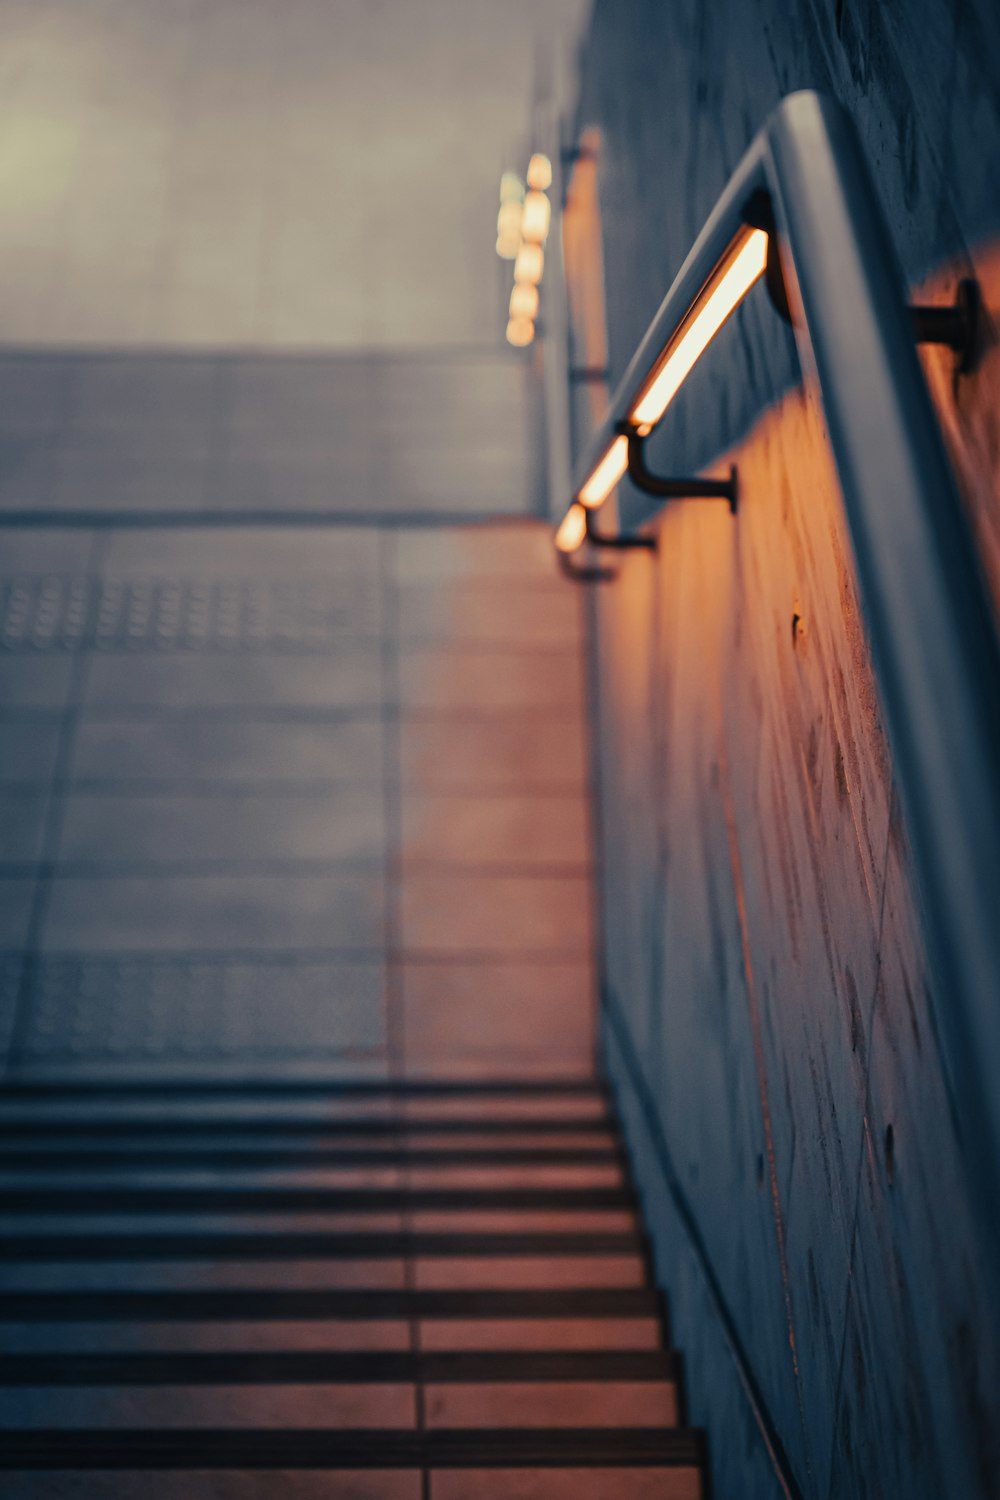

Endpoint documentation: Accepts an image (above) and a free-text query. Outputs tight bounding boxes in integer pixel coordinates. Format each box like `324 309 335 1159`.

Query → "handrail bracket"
910 277 981 372
625 430 739 514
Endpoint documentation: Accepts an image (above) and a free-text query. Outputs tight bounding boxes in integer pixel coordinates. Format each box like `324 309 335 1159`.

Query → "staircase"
0 1076 704 1497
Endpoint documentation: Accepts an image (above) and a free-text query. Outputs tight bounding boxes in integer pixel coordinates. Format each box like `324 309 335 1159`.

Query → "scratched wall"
572 2 1000 1498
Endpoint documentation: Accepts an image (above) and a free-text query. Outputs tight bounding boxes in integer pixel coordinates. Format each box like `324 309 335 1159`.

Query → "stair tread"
0 1424 704 1465
0 1350 678 1384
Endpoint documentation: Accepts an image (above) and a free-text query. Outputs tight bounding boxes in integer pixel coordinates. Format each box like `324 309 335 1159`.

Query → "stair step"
0 1185 632 1212
2 1208 639 1235
0 1258 648 1293
0 1116 616 1140
0 1165 626 1190
0 1350 677 1386
0 1230 642 1261
0 1078 702 1496
0 1382 679 1430
0 1475 700 1499
0 1079 605 1105
0 1287 662 1321
0 1425 703 1469
0 1315 665 1353
0 1143 623 1169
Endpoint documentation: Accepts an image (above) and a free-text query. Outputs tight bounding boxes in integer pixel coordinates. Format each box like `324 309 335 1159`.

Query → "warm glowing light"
555 503 588 552
500 172 524 203
497 201 522 238
514 243 544 284
520 190 551 243
496 234 520 260
578 433 629 508
506 316 535 347
630 229 769 428
527 153 553 191
509 282 539 320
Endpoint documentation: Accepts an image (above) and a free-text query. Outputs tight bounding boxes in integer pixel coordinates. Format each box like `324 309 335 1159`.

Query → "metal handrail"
559 91 1000 1236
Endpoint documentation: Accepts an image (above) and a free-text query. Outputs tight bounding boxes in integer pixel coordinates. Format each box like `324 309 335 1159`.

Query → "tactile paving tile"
0 576 92 652
0 576 381 653
13 958 385 1063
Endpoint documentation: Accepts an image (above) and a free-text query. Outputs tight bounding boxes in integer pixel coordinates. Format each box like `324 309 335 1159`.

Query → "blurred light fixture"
509 282 539 320
526 153 553 191
500 171 525 203
496 234 520 260
630 228 768 429
578 434 629 508
514 242 544 284
520 189 551 244
506 315 535 348
555 502 588 552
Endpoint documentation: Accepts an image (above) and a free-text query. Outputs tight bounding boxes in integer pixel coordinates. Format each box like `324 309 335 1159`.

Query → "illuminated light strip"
555 502 588 553
630 228 769 430
578 433 629 509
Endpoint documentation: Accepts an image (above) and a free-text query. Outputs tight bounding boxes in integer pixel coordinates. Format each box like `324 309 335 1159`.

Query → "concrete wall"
569 2 1000 1497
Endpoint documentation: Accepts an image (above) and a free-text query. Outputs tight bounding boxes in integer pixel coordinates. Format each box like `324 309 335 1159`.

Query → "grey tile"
42 872 385 951
0 359 72 431
101 526 380 579
0 431 58 511
399 649 583 713
401 872 592 955
69 356 220 432
57 788 386 865
70 718 384 786
399 718 587 794
0 528 94 573
81 650 385 712
0 658 75 709
51 439 211 513
218 448 369 513
0 721 63 785
0 877 35 946
0 792 49 864
225 357 375 434
401 792 590 867
396 581 580 648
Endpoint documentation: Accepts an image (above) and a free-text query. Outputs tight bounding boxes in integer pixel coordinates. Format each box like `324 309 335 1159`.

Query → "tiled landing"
0 521 594 1080
0 1076 704 1497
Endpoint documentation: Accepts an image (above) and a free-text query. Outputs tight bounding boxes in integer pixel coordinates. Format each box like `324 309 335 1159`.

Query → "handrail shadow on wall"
553 90 1000 1252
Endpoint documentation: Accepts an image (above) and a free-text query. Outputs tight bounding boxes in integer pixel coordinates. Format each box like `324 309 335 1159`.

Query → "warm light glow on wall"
506 315 535 347
555 502 588 552
578 433 629 508
520 190 551 244
526 153 553 191
514 243 544 284
510 282 539 320
630 228 769 429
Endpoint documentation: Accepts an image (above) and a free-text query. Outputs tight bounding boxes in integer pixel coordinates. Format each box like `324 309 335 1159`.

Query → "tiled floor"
0 350 536 518
0 517 594 1080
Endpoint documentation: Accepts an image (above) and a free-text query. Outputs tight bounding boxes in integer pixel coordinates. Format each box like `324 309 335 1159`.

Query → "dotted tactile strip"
8 957 385 1064
0 576 380 654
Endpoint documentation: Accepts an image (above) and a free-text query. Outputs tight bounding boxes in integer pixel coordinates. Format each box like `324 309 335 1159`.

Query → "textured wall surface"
569 2 1000 1497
